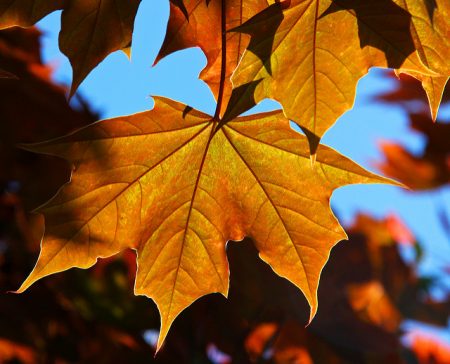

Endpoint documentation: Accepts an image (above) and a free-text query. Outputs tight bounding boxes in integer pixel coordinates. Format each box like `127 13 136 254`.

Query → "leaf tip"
305 297 318 328
309 153 316 167
155 321 172 355
13 279 33 295
122 46 132 61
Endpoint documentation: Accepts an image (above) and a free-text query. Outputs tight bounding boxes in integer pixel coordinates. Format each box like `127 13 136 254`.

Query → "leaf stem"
213 0 227 121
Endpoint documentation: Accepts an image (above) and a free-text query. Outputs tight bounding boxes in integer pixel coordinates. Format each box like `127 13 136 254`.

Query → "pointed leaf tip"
309 153 316 167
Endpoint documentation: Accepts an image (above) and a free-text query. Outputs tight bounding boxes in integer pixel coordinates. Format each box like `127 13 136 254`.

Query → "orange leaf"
346 280 402 333
396 70 448 121
230 0 432 153
388 0 450 119
17 97 397 349
155 0 268 117
396 0 450 73
406 330 450 364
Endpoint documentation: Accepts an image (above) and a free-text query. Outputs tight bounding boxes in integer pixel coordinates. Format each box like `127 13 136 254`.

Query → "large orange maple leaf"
17 97 397 349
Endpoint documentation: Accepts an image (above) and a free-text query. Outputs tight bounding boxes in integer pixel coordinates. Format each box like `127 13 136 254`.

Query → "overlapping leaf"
393 0 450 119
17 97 394 348
394 0 450 76
230 0 432 153
155 0 268 116
376 72 450 189
0 0 142 94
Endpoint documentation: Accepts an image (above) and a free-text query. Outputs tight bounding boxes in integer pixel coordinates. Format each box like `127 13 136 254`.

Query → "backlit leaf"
394 0 450 76
393 0 450 119
17 97 395 349
417 75 448 120
0 0 64 27
155 0 268 116
0 0 142 95
230 0 432 153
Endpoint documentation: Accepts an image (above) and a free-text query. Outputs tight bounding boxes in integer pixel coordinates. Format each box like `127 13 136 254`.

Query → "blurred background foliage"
0 27 449 364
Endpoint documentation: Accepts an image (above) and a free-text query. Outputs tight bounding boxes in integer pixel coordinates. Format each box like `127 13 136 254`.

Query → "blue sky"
36 0 450 296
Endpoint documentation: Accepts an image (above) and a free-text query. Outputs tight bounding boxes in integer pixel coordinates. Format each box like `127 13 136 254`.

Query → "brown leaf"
0 0 64 28
0 27 97 209
16 97 395 349
155 0 268 117
376 112 450 190
0 0 142 94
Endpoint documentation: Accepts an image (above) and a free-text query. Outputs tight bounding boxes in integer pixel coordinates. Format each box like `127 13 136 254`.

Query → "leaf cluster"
0 0 449 350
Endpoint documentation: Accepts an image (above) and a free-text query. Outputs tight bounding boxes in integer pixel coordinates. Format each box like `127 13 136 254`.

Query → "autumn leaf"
377 70 450 107
346 281 402 333
377 140 450 189
16 97 396 349
230 0 432 153
0 0 63 28
155 0 268 116
394 0 450 77
392 0 450 119
245 322 314 364
0 27 98 212
376 111 450 189
413 74 448 121
0 0 142 94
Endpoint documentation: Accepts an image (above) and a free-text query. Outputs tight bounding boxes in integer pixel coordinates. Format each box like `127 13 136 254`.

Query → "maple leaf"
155 0 268 117
17 97 396 349
0 0 142 94
392 0 450 119
376 70 450 116
230 0 432 154
412 74 448 121
394 0 449 76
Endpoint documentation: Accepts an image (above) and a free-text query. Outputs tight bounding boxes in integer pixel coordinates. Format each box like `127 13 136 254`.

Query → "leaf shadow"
425 0 437 21
320 0 417 69
170 0 189 20
231 0 289 77
220 79 263 123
